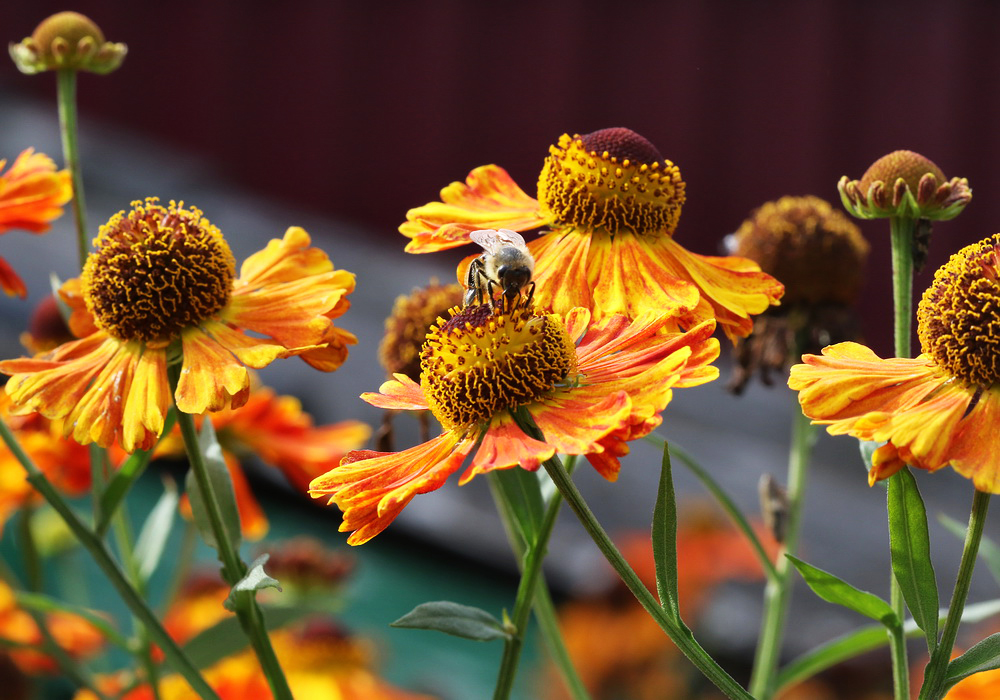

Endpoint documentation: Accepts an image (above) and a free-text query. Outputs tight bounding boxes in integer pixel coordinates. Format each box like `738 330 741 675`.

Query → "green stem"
0 417 220 700
887 215 917 700
16 503 43 592
541 455 753 700
748 408 816 698
56 69 90 269
488 457 591 700
919 490 991 700
173 408 293 700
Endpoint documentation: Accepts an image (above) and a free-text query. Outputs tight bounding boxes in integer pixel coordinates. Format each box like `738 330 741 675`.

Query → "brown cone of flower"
727 195 869 393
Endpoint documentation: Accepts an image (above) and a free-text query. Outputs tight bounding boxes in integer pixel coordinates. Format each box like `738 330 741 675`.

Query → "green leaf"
96 410 177 535
776 598 1000 692
652 441 680 620
888 469 939 652
224 555 282 611
134 479 179 581
939 513 1000 588
944 633 1000 690
391 601 511 642
787 554 898 626
180 605 310 669
184 420 242 552
490 464 545 547
15 592 129 650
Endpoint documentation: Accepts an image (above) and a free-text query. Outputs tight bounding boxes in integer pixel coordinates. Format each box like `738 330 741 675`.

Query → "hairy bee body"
464 229 535 310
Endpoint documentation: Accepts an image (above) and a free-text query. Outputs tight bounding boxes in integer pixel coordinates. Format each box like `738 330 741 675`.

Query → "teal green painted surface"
1 469 545 699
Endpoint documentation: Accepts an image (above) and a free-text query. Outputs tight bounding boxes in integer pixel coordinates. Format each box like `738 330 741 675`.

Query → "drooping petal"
587 231 700 324
530 390 631 462
0 149 72 235
528 230 595 315
120 348 169 453
0 257 27 297
459 412 554 483
175 328 251 414
361 373 429 411
657 236 784 342
310 432 474 545
201 320 289 368
949 388 1000 492
401 165 548 253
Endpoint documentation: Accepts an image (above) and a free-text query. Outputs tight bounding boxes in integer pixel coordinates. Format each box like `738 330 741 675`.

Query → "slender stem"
0 417 220 700
488 457 591 700
887 215 917 700
16 503 43 592
173 408 293 700
647 435 778 582
919 490 991 700
56 69 90 269
749 408 816 698
541 454 754 700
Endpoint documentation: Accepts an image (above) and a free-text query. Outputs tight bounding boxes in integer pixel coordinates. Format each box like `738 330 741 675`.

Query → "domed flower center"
917 234 1000 387
859 150 946 196
536 128 685 237
82 198 235 343
420 304 577 431
732 195 869 307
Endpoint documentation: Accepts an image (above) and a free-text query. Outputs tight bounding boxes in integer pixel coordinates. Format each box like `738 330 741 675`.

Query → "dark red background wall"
4 1 998 356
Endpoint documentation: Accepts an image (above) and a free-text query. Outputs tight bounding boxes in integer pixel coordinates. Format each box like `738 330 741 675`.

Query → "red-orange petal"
401 165 548 253
528 230 595 315
459 413 554 483
361 373 429 411
0 256 27 297
0 149 72 235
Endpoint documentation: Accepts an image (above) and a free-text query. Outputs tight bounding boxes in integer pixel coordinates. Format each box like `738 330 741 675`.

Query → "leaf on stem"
224 554 282 612
391 601 512 642
787 554 899 626
134 478 178 581
888 469 939 652
184 420 242 552
490 465 545 548
652 441 680 621
943 632 1000 690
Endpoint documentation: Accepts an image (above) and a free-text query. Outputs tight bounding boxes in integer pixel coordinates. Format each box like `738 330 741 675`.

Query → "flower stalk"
56 68 89 269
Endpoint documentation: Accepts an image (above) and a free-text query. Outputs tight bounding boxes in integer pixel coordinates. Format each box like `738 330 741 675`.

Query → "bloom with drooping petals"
0 198 356 453
401 127 782 340
789 233 1000 490
838 150 971 222
727 195 869 393
152 383 371 539
0 149 72 297
311 299 720 544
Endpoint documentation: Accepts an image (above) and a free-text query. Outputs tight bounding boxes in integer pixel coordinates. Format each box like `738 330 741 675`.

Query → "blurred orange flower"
1 198 356 453
312 302 719 544
401 128 782 340
0 149 72 297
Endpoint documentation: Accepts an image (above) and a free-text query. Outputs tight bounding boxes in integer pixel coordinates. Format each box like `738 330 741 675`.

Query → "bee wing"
469 228 527 254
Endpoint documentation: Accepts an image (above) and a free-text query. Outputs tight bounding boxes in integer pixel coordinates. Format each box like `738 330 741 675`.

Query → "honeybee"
464 228 536 310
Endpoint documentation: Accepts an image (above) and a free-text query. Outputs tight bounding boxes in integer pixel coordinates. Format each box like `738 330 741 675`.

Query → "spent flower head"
727 195 869 393
838 150 971 222
790 233 1000 489
10 11 126 75
401 127 783 341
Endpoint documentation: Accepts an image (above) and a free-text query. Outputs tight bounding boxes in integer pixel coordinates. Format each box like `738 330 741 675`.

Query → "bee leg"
522 281 536 308
487 279 500 311
465 258 486 307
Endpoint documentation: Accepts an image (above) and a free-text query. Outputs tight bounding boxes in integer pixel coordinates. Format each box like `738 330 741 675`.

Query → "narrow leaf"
787 554 898 626
490 466 545 547
944 633 1000 689
134 479 179 581
391 601 511 642
939 513 1000 588
184 420 242 552
652 441 680 620
888 469 939 652
224 555 282 611
15 592 128 649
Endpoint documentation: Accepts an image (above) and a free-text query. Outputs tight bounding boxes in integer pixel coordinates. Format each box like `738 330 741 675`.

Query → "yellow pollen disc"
82 197 236 343
420 304 578 431
536 128 686 237
917 233 1000 387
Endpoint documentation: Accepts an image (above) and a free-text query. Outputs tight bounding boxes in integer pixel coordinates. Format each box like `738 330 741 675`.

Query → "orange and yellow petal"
526 230 595 315
586 231 701 323
459 412 555 483
361 373 429 411
657 236 784 342
401 165 549 253
175 328 251 414
0 257 27 297
310 432 474 545
0 149 72 235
